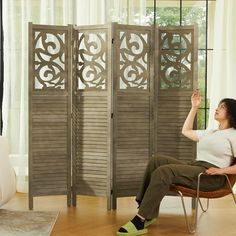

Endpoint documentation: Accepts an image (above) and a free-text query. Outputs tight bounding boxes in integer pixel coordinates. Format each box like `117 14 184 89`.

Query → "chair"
170 173 236 233
0 136 16 207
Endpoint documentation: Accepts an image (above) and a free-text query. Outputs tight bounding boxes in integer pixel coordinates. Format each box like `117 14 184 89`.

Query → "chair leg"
225 175 236 204
198 198 209 212
177 173 206 233
177 173 236 233
231 192 236 204
177 190 198 234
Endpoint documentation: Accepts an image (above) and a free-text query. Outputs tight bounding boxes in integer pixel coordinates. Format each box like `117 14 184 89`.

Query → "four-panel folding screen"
28 22 198 210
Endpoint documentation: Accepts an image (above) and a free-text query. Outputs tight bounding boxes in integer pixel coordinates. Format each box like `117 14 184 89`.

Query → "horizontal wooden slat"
76 173 108 179
115 92 151 196
74 93 109 196
30 94 69 196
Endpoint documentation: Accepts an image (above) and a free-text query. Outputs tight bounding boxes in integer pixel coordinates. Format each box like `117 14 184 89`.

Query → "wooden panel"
74 95 108 196
72 25 112 202
113 24 154 201
29 102 70 195
29 23 72 209
154 25 198 161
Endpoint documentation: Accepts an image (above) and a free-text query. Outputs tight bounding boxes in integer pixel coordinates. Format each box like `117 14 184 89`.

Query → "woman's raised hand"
191 89 201 108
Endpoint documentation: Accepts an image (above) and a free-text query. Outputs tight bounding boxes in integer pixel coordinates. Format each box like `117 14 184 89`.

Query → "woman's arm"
206 164 236 175
182 89 201 141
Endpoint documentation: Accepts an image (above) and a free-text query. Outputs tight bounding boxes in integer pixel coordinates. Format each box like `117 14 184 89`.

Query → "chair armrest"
197 172 232 195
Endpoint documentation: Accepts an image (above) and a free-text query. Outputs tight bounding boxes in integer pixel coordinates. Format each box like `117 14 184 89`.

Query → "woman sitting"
117 90 236 236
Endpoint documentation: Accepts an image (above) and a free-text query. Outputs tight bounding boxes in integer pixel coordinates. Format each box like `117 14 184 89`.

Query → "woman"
117 89 236 236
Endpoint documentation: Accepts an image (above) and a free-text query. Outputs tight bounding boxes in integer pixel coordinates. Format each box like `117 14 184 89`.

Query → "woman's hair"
219 98 236 129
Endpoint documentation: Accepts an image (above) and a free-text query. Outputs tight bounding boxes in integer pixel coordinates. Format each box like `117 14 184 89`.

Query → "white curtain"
207 0 236 192
208 0 236 129
2 0 147 193
2 0 106 193
107 0 147 25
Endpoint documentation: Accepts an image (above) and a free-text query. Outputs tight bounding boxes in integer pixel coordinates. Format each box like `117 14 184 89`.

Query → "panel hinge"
112 38 115 44
111 113 114 119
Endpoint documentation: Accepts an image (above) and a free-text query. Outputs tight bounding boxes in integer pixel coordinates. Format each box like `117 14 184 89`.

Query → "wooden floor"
3 193 236 236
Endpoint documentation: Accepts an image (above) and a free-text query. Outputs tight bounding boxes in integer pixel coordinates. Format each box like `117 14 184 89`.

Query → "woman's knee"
151 165 175 184
150 154 173 165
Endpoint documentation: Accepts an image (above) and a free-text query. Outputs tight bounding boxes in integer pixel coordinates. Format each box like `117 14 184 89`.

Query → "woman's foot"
144 218 157 228
117 215 147 236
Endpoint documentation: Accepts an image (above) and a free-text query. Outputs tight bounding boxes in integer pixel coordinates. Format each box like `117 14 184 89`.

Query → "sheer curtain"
2 0 147 193
107 0 147 25
2 0 106 193
207 0 236 192
208 0 236 129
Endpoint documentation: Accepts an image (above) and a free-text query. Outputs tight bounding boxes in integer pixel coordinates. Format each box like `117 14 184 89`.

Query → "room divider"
28 22 198 210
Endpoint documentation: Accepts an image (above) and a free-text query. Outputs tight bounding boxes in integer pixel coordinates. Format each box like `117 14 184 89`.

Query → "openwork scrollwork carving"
159 31 193 90
119 31 149 90
77 32 107 90
34 31 67 90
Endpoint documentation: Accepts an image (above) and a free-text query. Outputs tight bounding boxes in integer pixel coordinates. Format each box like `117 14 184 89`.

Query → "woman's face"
214 102 229 121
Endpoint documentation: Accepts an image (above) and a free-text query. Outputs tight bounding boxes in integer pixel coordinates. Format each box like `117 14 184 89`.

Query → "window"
146 0 216 129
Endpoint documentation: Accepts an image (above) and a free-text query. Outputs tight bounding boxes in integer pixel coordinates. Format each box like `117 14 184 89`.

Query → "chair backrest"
0 136 16 207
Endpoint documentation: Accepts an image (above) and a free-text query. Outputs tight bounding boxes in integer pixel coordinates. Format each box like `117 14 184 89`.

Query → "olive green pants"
136 155 226 219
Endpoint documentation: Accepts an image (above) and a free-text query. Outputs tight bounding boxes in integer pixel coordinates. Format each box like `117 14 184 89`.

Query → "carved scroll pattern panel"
159 30 193 90
33 30 67 90
77 31 107 90
118 31 150 90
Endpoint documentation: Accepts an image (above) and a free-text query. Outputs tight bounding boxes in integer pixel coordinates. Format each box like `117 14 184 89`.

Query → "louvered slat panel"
31 96 69 194
115 96 151 197
156 97 194 159
75 95 109 196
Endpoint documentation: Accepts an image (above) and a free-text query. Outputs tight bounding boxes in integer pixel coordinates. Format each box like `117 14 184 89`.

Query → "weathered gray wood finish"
112 24 154 208
28 23 72 209
72 24 113 209
29 23 198 210
154 25 198 160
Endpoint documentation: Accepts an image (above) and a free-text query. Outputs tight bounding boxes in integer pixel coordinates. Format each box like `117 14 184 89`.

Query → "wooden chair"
170 173 236 233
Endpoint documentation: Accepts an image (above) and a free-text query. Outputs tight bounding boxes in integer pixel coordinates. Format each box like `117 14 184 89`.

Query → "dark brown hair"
219 98 236 129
